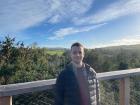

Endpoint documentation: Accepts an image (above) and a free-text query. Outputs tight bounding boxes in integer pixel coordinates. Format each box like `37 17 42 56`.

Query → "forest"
0 36 140 105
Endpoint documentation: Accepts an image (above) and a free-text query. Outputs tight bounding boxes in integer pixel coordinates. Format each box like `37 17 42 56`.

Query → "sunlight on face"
70 46 84 64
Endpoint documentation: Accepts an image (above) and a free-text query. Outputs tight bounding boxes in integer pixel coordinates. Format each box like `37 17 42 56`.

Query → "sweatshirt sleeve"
54 71 65 105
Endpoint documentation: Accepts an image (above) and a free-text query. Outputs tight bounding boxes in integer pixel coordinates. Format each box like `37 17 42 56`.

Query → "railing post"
0 96 12 105
119 77 130 105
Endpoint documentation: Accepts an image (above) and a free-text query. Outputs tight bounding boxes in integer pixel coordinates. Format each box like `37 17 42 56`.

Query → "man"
55 42 100 105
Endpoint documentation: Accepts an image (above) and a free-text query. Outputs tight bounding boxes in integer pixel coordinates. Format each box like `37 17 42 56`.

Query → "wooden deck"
0 68 140 105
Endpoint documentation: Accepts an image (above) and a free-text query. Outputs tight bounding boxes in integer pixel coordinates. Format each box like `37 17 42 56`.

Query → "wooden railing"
0 68 140 105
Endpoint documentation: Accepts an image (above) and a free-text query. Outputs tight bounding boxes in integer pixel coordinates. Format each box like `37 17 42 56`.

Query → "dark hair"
71 42 84 50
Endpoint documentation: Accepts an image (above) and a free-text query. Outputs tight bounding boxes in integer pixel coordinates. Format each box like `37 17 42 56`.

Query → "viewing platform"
0 68 140 105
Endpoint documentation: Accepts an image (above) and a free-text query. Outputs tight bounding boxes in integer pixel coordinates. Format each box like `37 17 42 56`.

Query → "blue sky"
0 0 140 48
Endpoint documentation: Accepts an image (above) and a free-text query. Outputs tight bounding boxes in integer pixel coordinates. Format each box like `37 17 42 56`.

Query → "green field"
46 50 64 55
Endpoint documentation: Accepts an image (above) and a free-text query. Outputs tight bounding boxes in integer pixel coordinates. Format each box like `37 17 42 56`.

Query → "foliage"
0 36 140 104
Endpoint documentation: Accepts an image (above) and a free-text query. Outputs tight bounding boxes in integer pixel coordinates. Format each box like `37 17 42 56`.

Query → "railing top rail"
97 68 140 80
0 68 140 97
0 79 56 97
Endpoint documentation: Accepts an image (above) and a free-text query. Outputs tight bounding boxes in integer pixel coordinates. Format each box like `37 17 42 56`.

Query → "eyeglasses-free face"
70 46 84 64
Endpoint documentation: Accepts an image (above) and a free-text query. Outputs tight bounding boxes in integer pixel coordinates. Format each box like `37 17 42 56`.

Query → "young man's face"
70 46 84 64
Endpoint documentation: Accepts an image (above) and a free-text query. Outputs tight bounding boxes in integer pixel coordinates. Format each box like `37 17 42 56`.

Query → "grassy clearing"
46 50 64 55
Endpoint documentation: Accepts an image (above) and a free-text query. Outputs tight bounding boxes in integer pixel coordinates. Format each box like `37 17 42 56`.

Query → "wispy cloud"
73 0 140 25
48 0 93 24
48 23 106 40
94 35 140 48
0 0 93 33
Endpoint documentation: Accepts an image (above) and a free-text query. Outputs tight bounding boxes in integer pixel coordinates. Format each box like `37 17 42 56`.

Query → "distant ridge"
44 44 140 50
95 44 140 50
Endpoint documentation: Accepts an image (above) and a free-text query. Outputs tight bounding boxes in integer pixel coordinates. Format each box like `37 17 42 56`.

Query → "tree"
0 36 18 84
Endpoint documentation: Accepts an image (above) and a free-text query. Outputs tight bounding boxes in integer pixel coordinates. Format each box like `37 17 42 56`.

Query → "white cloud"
0 0 93 33
48 23 106 40
94 35 140 48
48 15 61 24
73 0 140 25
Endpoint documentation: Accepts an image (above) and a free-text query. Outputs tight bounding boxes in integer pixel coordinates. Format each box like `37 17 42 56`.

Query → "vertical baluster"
119 77 130 105
0 96 12 105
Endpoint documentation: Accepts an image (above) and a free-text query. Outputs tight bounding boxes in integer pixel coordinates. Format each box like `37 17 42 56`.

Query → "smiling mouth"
75 58 82 60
